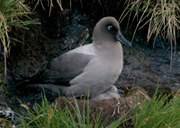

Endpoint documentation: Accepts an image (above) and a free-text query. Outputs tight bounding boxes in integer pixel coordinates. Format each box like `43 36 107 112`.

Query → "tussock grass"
121 0 180 44
133 87 180 127
14 93 106 128
2 86 180 127
4 91 130 127
0 0 39 84
120 0 180 69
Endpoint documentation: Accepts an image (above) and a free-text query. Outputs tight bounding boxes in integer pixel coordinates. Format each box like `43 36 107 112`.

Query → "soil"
0 1 180 127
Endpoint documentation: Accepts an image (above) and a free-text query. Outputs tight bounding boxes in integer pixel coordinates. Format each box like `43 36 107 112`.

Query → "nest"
51 86 150 127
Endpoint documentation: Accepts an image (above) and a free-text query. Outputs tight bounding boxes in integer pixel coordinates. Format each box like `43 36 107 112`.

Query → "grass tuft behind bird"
0 0 39 84
119 0 180 69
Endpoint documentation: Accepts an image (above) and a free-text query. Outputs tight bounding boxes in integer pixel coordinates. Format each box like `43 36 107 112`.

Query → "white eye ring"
111 87 116 91
108 25 113 30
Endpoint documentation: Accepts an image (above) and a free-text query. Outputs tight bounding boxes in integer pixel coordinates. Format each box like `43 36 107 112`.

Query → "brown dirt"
52 86 150 127
51 85 176 127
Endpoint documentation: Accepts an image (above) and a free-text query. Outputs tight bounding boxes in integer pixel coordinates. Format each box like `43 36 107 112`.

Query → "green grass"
2 86 180 127
13 93 107 128
0 0 39 84
2 87 179 127
2 91 130 128
133 87 180 128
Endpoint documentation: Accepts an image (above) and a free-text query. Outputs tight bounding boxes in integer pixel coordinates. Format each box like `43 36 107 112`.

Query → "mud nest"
51 86 150 127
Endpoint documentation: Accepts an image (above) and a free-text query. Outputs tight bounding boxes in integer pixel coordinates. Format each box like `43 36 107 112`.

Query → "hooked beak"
118 89 124 94
117 31 132 47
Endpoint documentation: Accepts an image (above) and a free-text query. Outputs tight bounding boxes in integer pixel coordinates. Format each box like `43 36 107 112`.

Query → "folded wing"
31 52 95 85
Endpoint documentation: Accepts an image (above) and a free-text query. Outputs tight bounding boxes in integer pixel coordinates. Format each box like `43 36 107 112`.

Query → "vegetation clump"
0 0 38 84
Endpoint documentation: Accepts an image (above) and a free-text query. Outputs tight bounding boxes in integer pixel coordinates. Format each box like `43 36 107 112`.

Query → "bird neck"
93 41 122 54
92 41 123 64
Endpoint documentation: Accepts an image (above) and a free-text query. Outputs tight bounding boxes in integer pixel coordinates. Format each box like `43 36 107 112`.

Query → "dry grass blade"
120 0 180 69
0 0 38 84
57 0 64 11
32 0 65 16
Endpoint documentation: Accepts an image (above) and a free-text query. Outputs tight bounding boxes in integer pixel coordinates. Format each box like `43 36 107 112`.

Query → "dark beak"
118 89 124 94
117 31 132 47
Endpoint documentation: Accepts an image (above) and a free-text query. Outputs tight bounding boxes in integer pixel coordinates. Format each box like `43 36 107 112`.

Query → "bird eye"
108 25 113 30
111 88 115 91
107 25 117 34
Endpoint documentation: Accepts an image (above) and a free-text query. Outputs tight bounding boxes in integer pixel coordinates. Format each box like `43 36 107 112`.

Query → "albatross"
19 16 132 98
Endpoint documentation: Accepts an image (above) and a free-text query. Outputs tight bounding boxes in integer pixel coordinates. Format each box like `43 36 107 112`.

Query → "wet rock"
59 10 90 50
0 91 18 126
116 42 180 93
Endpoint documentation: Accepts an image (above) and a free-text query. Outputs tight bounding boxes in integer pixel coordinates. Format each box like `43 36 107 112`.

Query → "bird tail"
13 61 49 87
9 72 31 87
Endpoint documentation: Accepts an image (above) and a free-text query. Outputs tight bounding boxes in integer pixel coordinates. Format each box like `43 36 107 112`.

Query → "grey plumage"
26 17 131 98
90 85 121 100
